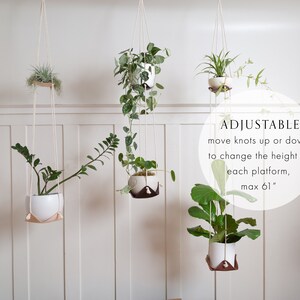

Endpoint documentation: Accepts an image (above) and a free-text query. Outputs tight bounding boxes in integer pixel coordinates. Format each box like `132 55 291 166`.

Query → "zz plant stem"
12 133 119 195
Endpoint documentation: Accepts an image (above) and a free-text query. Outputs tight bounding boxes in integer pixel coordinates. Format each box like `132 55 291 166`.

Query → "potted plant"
12 133 119 223
197 50 268 95
114 42 175 198
27 64 62 94
187 159 260 271
118 155 175 198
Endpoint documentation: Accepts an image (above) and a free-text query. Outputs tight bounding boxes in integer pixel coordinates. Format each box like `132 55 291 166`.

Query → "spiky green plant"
11 133 119 195
26 65 62 94
198 50 238 78
197 50 268 91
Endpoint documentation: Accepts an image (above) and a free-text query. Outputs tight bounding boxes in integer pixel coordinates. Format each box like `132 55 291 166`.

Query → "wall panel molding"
0 105 298 300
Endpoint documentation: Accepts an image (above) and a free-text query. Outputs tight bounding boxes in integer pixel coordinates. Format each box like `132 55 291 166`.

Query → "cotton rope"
29 0 60 215
128 0 151 297
208 0 235 267
132 0 155 188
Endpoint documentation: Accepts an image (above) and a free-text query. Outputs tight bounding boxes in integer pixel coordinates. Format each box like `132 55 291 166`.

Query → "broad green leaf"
119 53 128 66
200 201 216 220
226 190 257 202
151 46 161 56
151 160 157 168
154 66 161 74
147 42 154 52
144 160 153 169
149 90 158 97
119 185 132 194
210 231 225 243
130 113 139 120
191 184 225 206
156 83 164 89
154 55 165 64
87 165 97 171
236 218 257 226
188 206 211 222
133 84 144 94
255 69 264 85
146 97 157 111
140 71 149 82
211 159 228 196
118 153 123 162
122 101 133 115
125 136 133 146
187 225 211 238
170 170 176 182
224 214 238 234
34 158 40 167
227 229 261 243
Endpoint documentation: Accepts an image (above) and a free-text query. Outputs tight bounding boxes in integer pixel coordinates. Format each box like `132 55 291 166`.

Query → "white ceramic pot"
26 193 64 222
208 77 233 91
141 63 155 89
128 174 159 196
208 242 236 268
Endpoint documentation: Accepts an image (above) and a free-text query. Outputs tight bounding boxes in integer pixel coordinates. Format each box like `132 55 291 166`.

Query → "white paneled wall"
1 105 300 300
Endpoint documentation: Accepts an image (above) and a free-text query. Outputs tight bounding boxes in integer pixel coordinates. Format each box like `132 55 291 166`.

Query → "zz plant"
12 133 119 195
187 160 260 243
114 42 175 193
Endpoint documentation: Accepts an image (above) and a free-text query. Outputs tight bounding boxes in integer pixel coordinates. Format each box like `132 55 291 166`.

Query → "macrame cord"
208 0 237 271
28 0 61 221
129 0 158 196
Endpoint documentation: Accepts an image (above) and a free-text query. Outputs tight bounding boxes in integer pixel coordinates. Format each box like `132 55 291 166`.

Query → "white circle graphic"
199 90 300 211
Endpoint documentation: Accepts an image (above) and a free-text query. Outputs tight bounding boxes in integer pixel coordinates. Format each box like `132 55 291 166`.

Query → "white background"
1 0 300 105
1 0 300 299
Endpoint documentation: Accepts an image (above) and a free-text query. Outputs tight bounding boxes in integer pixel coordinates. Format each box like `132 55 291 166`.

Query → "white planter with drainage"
128 174 159 196
25 193 64 222
141 63 155 89
208 77 233 91
208 242 236 269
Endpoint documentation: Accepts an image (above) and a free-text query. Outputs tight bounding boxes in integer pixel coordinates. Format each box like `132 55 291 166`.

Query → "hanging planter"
196 0 268 96
25 193 63 223
128 171 159 198
208 76 233 93
207 241 238 271
187 160 260 271
129 61 156 90
12 0 119 223
198 51 236 94
142 63 156 89
12 135 119 223
197 50 267 95
114 0 176 199
114 42 175 199
27 65 62 94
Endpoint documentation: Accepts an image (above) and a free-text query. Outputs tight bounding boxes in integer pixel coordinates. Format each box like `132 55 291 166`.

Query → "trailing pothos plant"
11 133 119 195
187 160 260 243
197 50 269 94
114 42 175 193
